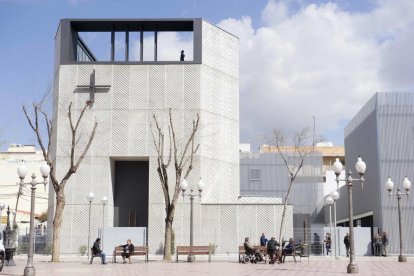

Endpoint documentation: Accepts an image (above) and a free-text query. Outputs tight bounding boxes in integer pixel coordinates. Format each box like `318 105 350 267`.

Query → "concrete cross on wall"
75 69 111 105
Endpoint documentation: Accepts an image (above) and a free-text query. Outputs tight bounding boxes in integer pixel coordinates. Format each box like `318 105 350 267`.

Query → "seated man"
283 238 295 256
266 237 280 264
243 237 264 262
119 239 134 264
92 238 107 264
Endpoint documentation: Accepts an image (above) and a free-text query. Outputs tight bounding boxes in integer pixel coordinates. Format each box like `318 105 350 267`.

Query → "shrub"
79 245 87 256
209 243 218 254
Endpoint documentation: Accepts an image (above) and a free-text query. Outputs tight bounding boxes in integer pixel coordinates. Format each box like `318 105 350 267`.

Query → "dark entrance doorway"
113 161 149 227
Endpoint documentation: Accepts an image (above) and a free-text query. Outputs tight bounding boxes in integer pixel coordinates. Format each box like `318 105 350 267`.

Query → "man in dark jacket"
344 233 351 257
267 237 280 264
120 239 134 264
92 238 107 264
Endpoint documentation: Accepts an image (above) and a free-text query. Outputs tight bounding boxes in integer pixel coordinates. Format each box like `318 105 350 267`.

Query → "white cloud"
217 0 414 147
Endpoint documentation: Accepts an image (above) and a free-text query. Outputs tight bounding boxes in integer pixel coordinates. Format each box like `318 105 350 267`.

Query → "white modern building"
51 19 292 254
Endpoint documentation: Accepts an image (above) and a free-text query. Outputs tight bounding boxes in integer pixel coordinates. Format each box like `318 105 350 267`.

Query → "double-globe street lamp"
87 192 95 260
180 178 204 262
333 156 366 274
17 160 50 276
385 176 411 262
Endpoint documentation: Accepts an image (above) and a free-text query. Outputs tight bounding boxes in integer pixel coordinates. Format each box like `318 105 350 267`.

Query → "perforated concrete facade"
51 19 291 254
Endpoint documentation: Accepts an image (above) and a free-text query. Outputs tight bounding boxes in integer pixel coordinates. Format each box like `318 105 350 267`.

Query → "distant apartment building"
0 144 47 227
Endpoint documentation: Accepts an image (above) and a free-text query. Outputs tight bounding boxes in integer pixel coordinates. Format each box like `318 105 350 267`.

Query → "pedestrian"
374 233 382 256
382 231 389 257
180 50 185 61
325 233 331 255
92 238 107 264
266 237 280 264
344 232 350 257
260 233 268 246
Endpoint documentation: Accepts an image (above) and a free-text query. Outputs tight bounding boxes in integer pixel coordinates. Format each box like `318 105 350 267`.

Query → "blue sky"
1 0 413 151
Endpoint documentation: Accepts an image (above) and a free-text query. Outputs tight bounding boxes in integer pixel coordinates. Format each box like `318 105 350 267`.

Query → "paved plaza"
2 255 414 276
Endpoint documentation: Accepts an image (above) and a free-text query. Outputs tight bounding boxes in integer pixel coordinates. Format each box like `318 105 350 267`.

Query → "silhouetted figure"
180 50 185 61
344 232 350 257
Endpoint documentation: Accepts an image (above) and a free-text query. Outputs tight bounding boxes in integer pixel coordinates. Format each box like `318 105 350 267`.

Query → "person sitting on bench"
283 238 295 256
92 238 107 264
119 239 134 264
244 237 264 261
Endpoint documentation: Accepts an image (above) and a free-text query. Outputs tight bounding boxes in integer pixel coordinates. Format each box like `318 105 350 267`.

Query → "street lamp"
87 192 95 260
18 160 50 276
330 190 340 260
180 178 204 262
101 196 108 251
325 196 333 257
333 156 366 274
385 176 411 262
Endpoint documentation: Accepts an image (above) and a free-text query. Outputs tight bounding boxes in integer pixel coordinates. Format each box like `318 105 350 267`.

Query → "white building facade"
51 19 291 254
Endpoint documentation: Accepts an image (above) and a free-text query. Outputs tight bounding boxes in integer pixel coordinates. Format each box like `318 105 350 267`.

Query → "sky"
0 0 414 151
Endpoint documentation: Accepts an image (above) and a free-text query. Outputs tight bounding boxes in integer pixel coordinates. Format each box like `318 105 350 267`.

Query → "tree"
266 127 323 247
23 101 97 262
150 108 200 260
36 211 48 223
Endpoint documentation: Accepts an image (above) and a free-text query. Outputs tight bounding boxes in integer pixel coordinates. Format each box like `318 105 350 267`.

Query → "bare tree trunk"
151 109 199 261
52 187 65 262
278 178 294 246
163 214 173 260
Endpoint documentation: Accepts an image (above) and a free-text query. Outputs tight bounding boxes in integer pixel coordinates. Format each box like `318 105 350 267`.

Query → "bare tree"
150 108 200 260
23 101 97 262
266 127 323 247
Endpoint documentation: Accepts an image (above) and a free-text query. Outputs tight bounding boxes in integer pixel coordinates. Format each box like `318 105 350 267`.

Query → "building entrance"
113 161 149 227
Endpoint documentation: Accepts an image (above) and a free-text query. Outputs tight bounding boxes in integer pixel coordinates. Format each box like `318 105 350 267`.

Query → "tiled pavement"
2 255 414 276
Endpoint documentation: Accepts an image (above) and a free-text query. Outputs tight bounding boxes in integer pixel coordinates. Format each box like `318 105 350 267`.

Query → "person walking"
324 233 331 255
374 233 382 256
343 232 350 257
267 237 280 264
382 231 389 257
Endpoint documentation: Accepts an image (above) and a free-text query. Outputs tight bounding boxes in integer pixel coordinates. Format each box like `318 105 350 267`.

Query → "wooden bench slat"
175 246 212 262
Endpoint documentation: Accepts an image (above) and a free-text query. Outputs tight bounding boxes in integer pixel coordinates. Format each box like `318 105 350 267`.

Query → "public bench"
175 246 211 262
90 248 103 264
238 245 268 263
112 246 149 263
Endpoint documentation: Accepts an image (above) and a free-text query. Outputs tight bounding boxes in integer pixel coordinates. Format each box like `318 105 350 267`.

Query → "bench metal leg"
208 253 211 263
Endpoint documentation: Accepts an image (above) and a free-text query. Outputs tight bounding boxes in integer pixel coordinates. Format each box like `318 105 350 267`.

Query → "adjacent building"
336 92 414 254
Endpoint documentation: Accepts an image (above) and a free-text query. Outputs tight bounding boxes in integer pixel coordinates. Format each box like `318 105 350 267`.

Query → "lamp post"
17 160 50 276
180 178 204 262
101 196 107 251
330 190 340 260
87 192 95 260
325 196 333 257
333 156 366 274
385 176 411 262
